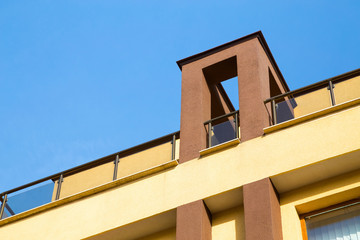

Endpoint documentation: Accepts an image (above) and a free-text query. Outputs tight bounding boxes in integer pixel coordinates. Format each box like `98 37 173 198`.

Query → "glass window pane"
306 204 360 240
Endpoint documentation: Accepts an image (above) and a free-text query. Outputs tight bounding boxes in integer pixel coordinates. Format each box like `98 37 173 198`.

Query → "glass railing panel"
210 118 236 147
0 200 9 219
333 76 360 105
1 180 54 219
59 161 115 199
275 86 332 124
117 141 173 179
274 98 296 124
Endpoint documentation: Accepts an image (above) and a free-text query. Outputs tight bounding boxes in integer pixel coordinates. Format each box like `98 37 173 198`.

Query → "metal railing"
204 110 239 147
264 68 360 125
0 131 180 220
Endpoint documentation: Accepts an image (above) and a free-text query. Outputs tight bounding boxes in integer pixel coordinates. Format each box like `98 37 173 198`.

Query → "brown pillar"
176 200 212 240
179 65 211 163
237 42 271 142
243 178 283 240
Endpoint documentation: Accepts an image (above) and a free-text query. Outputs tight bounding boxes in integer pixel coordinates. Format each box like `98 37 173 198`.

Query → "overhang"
176 31 291 92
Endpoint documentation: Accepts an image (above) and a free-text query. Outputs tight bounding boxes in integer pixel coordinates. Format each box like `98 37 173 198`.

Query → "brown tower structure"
177 31 289 163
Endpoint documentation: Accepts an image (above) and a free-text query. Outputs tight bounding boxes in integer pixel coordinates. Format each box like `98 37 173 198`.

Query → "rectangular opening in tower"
203 56 239 147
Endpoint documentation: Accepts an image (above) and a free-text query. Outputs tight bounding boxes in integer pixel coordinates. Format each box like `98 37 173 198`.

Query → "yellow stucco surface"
212 206 244 240
291 75 359 119
280 169 360 240
59 161 114 199
117 142 172 179
334 76 360 104
293 87 332 118
138 228 175 240
54 141 173 199
0 104 359 239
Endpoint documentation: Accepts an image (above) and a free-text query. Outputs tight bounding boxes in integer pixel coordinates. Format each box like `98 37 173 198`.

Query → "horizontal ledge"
0 160 179 227
264 98 360 134
200 138 240 156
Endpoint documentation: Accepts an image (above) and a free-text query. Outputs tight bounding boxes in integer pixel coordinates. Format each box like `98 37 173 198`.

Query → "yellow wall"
0 105 359 239
292 76 360 118
117 141 172 179
293 87 332 118
212 206 245 240
334 76 360 104
280 169 360 240
60 161 114 199
56 141 173 199
138 228 175 240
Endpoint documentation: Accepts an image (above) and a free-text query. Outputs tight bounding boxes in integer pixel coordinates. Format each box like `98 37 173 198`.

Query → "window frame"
299 198 360 240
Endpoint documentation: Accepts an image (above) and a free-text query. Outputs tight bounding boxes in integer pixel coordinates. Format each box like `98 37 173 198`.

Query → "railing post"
113 154 119 181
271 100 277 125
0 194 8 219
55 174 63 200
235 112 239 139
171 134 176 160
208 122 212 147
328 80 336 106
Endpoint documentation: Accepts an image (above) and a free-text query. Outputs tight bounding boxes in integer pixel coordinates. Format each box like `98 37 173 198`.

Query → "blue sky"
0 1 359 192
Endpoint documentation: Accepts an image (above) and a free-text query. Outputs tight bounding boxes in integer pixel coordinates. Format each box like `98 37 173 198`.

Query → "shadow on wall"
212 206 245 240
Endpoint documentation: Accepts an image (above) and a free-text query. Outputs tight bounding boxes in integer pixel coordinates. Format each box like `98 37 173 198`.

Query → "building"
1 31 360 240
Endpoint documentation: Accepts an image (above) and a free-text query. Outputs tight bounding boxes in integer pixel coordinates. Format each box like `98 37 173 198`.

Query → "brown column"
237 41 271 142
176 200 212 240
179 65 211 163
243 178 283 240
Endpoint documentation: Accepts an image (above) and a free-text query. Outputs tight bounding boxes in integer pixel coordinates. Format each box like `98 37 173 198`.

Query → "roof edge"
176 31 290 92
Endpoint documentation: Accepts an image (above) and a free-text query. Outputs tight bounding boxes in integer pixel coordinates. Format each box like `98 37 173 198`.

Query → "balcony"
264 69 360 127
0 131 180 221
204 110 239 148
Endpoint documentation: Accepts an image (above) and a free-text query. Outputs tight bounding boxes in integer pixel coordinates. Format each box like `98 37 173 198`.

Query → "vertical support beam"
243 178 283 240
235 112 239 138
0 194 8 219
179 66 211 163
237 42 272 141
328 81 336 106
113 154 119 180
271 100 277 125
171 134 176 160
55 174 63 200
208 122 212 148
176 200 212 240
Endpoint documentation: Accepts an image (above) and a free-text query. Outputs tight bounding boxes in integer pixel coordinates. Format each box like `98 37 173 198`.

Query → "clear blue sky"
1 1 359 192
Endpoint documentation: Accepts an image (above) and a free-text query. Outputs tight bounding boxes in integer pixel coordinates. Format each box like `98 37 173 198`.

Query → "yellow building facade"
1 31 360 240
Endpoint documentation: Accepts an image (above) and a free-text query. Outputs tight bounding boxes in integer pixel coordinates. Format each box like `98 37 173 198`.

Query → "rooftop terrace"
1 68 359 224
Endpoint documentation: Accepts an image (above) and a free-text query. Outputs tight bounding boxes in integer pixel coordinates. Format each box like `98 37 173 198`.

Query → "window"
302 201 360 240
